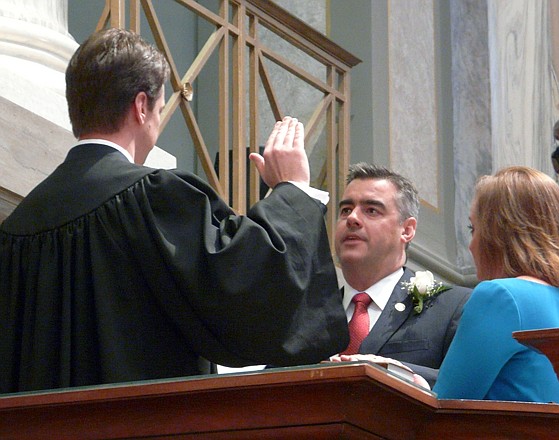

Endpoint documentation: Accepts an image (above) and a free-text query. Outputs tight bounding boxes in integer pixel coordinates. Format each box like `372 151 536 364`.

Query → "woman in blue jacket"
433 166 559 402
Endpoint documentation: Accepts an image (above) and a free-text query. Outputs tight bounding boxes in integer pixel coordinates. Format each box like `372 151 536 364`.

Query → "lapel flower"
401 270 451 315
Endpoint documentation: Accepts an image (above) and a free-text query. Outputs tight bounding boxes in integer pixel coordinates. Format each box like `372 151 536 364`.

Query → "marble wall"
552 1 559 113
331 0 559 285
388 0 439 209
451 0 492 270
489 0 558 174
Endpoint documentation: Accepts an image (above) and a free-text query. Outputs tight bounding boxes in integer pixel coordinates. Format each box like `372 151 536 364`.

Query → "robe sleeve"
136 171 349 367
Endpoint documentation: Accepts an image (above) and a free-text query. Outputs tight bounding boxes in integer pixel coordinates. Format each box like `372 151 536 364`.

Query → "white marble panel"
0 95 72 199
451 0 491 270
0 0 78 129
552 1 559 128
0 0 69 34
488 0 556 175
388 0 439 208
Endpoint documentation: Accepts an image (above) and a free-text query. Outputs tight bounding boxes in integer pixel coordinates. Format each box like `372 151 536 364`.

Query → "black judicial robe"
0 144 348 393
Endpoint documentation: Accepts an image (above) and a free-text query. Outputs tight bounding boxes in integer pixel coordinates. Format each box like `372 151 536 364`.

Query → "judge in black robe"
0 29 348 393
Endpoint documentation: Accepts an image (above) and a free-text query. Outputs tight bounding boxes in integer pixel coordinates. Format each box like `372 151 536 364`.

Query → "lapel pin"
395 302 406 312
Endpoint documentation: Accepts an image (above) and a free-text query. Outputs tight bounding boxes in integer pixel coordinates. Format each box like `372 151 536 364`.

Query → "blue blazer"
434 278 559 402
358 267 471 386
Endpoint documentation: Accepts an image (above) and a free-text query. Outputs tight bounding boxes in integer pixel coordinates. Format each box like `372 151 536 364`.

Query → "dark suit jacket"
357 267 471 387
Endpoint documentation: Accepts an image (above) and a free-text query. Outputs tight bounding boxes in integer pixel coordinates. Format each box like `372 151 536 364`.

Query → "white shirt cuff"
288 181 330 206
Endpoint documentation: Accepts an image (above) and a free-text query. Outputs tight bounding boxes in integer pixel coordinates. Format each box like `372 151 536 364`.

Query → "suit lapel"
359 267 415 354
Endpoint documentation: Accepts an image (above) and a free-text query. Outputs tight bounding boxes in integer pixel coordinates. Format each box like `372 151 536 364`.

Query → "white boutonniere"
401 270 451 315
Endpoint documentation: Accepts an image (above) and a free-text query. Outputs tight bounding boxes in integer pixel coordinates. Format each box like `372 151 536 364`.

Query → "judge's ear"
401 217 417 245
132 92 149 124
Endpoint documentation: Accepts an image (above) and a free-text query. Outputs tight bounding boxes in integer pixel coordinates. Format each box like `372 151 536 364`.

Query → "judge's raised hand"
249 116 310 189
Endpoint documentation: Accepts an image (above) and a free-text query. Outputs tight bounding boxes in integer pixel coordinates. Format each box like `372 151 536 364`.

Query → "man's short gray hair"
346 162 419 222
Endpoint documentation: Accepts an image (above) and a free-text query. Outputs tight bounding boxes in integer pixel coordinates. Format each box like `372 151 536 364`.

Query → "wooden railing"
96 0 360 250
2 363 559 439
514 328 559 379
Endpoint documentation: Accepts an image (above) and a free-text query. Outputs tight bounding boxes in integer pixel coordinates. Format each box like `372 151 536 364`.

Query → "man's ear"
401 217 417 244
132 92 149 124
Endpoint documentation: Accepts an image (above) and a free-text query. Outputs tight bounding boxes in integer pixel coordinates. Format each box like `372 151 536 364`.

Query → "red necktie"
341 292 372 355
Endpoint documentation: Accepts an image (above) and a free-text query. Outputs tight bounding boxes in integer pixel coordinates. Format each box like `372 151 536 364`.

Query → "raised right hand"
249 116 310 189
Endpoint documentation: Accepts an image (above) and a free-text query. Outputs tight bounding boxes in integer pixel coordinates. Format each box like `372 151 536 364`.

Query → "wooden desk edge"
1 362 558 417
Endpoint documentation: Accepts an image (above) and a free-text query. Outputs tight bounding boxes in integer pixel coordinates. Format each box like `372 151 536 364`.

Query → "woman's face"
468 201 485 280
469 199 506 280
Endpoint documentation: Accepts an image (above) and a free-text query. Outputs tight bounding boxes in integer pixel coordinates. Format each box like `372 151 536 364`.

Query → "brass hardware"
181 82 193 101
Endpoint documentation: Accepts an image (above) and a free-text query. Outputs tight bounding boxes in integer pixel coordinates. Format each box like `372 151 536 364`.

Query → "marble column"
0 0 78 219
447 0 559 280
488 0 557 175
548 0 559 130
0 0 77 127
451 0 492 272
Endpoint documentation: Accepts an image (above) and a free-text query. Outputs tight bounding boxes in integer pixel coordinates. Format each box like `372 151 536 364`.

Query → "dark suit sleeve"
403 286 471 388
441 286 472 358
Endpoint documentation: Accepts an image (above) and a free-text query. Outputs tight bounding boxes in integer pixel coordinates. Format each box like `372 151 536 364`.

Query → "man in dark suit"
329 163 471 387
0 28 348 393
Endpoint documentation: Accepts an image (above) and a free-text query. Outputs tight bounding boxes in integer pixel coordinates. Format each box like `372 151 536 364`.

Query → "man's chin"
338 252 366 267
339 241 365 253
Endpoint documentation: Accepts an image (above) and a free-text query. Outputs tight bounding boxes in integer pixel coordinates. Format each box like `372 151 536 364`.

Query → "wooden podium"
1 362 558 439
514 328 559 378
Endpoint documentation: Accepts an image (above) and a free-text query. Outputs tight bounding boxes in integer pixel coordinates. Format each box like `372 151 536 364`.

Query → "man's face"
334 178 413 276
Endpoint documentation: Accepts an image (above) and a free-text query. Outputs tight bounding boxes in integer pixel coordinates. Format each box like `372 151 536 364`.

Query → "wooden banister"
1 363 558 439
97 0 361 253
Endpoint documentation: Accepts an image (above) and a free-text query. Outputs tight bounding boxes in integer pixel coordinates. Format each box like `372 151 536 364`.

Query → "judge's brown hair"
473 166 559 286
66 28 170 138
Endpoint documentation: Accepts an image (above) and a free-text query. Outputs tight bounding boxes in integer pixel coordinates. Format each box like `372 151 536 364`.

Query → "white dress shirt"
342 267 404 331
74 139 135 163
